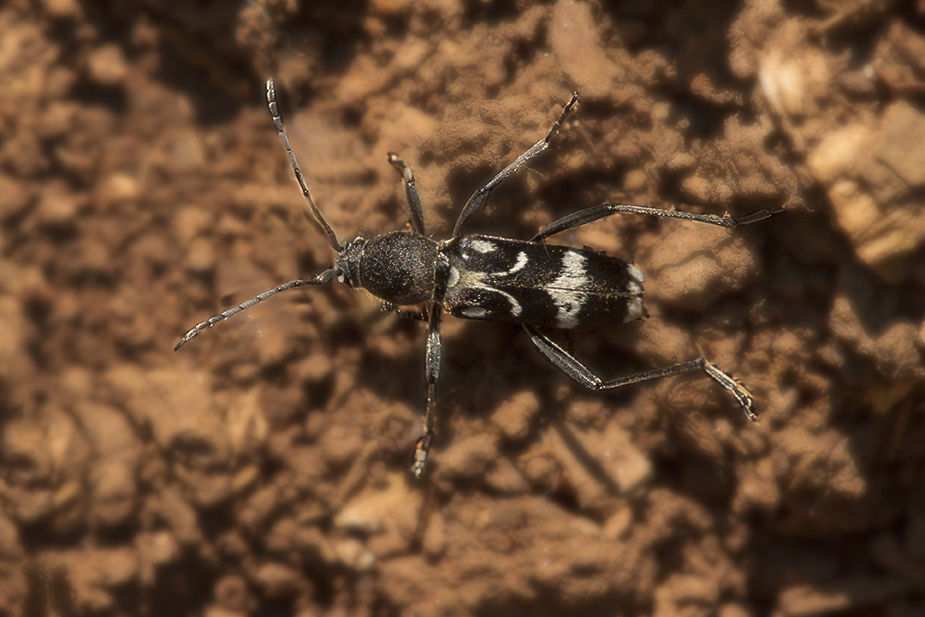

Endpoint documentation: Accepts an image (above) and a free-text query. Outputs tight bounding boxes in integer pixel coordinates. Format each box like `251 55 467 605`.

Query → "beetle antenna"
174 268 338 351
266 78 342 252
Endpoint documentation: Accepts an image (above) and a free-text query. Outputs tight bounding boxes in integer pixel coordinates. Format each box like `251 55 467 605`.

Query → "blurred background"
1 1 924 615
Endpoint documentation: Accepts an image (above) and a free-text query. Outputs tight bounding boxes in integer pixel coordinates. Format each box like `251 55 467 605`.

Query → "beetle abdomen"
442 235 644 330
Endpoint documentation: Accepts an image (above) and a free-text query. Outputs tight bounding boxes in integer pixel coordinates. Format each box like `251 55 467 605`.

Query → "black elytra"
176 79 782 479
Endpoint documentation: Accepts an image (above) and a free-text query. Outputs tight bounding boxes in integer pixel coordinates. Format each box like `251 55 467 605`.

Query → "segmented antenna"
266 78 342 251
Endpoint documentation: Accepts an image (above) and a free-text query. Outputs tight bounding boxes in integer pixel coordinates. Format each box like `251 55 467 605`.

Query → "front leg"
412 304 443 478
387 153 426 236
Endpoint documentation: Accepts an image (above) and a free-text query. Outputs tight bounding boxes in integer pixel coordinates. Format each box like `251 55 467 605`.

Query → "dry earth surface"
1 1 924 616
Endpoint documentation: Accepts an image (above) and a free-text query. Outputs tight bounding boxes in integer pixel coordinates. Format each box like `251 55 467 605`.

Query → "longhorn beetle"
176 79 780 479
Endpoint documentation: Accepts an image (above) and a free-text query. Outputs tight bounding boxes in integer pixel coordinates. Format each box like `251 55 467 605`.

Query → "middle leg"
412 304 444 478
452 93 581 238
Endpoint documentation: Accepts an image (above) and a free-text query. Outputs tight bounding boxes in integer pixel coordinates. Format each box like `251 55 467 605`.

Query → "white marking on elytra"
626 296 644 321
496 251 528 277
548 251 589 328
461 306 488 318
624 264 645 321
446 254 523 317
500 292 522 316
467 284 522 317
626 264 644 292
549 290 586 328
470 239 497 254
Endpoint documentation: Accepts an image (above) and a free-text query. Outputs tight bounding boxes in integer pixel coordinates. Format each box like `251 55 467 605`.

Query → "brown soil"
2 1 924 616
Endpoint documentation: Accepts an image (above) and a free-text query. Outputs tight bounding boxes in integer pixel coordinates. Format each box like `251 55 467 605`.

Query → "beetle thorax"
350 231 439 305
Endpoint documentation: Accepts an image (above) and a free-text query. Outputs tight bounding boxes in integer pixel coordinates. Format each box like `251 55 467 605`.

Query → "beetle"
176 79 779 478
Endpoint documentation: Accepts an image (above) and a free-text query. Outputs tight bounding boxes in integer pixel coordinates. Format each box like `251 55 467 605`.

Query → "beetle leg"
525 325 757 422
453 93 581 238
412 304 444 478
531 203 784 242
387 153 426 236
